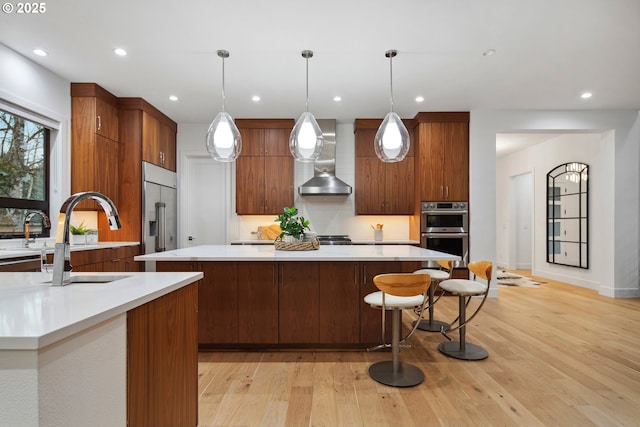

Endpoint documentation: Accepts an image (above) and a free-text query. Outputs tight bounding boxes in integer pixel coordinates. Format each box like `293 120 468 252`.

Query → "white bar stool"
364 273 431 387
413 260 454 332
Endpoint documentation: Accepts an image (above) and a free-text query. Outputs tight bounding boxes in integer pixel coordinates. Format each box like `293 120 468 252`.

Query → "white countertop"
135 244 458 262
0 270 202 350
230 239 420 245
0 241 140 260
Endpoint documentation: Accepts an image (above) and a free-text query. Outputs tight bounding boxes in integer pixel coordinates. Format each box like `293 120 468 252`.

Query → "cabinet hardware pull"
97 115 102 131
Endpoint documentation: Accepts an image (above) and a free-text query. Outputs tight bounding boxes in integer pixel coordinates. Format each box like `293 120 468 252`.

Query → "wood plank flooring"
197 272 640 426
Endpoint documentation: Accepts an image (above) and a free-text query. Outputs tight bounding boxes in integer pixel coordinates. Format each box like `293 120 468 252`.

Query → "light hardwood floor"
197 272 640 427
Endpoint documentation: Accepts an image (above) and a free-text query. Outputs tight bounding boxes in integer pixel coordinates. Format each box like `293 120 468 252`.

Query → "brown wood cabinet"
354 121 415 215
414 113 469 202
116 98 177 243
70 83 120 210
235 119 294 215
141 111 176 170
127 282 199 427
46 245 141 273
156 260 421 348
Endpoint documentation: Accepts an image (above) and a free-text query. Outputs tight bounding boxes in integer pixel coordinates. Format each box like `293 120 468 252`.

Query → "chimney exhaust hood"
298 119 352 196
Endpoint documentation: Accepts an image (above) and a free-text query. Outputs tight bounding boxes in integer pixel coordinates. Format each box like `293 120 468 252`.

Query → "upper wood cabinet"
117 98 177 243
141 111 176 170
414 113 469 202
70 83 120 210
235 119 294 215
354 120 415 215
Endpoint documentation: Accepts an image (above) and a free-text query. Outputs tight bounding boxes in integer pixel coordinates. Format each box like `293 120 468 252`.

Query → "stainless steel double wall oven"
420 201 469 267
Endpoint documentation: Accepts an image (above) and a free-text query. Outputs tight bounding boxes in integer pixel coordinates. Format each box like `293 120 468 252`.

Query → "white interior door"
512 172 532 269
182 155 228 246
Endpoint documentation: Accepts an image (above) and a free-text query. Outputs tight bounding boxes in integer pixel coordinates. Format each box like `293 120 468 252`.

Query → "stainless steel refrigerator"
142 161 177 269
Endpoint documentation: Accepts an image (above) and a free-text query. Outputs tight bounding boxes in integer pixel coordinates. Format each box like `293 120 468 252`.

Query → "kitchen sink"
43 274 132 284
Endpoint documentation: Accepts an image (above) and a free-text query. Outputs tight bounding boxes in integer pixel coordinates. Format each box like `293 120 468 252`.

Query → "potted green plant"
69 221 89 245
275 207 311 242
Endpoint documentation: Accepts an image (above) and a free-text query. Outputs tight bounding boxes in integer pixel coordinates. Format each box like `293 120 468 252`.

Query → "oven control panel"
421 201 467 211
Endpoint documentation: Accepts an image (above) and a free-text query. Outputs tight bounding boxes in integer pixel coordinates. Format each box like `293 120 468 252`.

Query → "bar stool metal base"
438 341 488 360
414 318 450 332
368 361 424 387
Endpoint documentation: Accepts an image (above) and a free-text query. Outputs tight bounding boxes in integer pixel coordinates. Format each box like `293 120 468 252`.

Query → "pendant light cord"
389 53 394 113
305 55 310 112
221 55 226 112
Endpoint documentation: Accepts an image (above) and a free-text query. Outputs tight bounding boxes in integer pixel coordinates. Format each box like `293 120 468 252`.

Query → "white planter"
71 234 86 245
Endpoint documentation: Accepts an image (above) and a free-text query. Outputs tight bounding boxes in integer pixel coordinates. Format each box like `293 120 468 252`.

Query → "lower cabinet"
46 245 141 273
157 260 421 348
127 282 199 427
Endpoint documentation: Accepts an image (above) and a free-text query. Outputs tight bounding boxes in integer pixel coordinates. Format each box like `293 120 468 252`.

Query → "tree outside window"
0 109 50 238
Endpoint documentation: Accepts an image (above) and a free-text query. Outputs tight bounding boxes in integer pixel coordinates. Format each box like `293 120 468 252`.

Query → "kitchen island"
136 244 458 349
0 270 203 427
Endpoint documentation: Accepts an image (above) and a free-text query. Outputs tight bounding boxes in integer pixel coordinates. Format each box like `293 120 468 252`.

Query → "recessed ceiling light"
33 49 48 57
581 92 593 99
482 49 496 56
251 95 261 102
333 96 342 102
114 48 127 56
169 95 178 102
415 96 424 103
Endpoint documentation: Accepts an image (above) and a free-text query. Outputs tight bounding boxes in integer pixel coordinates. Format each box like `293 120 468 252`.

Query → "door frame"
179 151 232 247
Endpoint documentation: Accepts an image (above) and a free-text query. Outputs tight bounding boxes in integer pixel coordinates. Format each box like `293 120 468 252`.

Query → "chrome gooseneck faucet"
23 210 51 248
51 192 121 286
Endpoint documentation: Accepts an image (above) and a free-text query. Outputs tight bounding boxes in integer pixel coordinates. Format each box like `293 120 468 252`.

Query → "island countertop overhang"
0 271 203 350
134 244 460 262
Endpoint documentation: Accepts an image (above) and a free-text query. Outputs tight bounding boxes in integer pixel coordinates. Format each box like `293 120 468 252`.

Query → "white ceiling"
1 0 639 127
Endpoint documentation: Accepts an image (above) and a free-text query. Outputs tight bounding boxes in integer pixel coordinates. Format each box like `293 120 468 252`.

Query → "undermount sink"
44 275 132 284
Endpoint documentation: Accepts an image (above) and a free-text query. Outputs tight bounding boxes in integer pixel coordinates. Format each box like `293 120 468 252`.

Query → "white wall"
472 110 640 298
0 43 71 241
496 133 611 290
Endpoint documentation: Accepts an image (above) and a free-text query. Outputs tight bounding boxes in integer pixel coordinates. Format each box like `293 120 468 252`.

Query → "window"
0 108 50 239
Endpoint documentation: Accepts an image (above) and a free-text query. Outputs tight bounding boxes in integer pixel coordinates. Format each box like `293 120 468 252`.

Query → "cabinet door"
236 157 266 214
355 157 386 214
159 122 176 171
417 123 446 201
199 262 238 344
385 159 414 214
95 134 119 206
238 128 265 157
238 262 278 343
443 122 469 201
95 96 118 140
141 112 162 167
264 156 293 214
264 128 290 156
140 283 198 427
279 262 319 343
318 262 360 344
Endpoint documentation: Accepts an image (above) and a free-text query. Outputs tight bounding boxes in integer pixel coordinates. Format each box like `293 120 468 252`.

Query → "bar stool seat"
413 260 454 332
438 261 492 361
364 273 431 387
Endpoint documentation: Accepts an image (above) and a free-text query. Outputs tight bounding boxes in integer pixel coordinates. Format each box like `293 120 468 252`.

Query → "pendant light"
374 49 410 162
206 50 242 162
290 50 324 162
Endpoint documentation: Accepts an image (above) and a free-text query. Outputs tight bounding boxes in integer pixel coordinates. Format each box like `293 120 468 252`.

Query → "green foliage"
275 207 311 239
69 221 89 235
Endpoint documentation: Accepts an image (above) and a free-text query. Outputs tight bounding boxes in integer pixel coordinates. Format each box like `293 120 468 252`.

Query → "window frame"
0 108 51 239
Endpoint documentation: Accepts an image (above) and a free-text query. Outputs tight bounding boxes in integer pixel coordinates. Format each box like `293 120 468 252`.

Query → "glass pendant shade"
375 49 410 162
290 111 323 161
206 111 242 162
206 49 241 162
374 111 410 162
290 49 324 162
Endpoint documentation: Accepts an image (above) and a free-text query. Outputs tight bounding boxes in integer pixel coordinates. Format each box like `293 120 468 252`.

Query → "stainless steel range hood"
298 119 352 196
